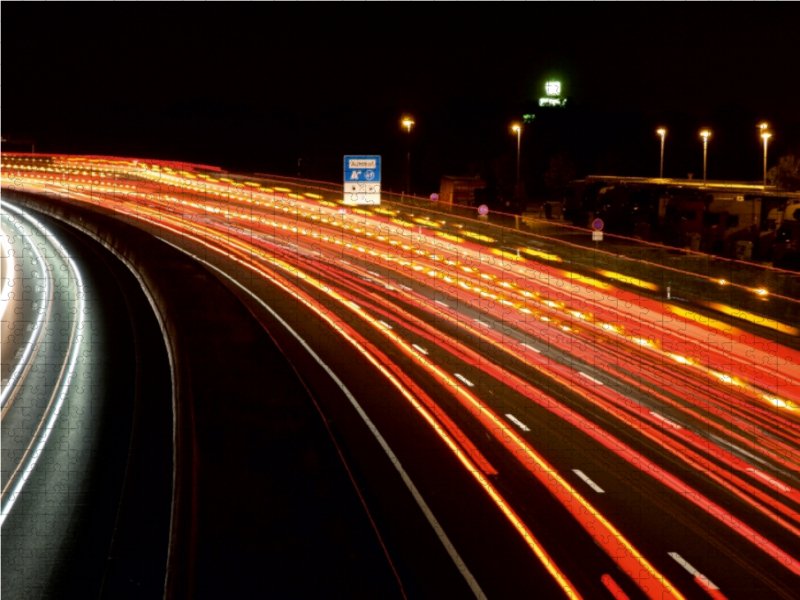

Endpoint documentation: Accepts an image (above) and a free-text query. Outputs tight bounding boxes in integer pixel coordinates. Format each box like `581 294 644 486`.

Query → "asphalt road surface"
4 154 800 599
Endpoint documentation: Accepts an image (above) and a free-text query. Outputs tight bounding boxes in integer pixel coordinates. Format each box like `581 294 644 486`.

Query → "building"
568 175 800 261
439 175 484 207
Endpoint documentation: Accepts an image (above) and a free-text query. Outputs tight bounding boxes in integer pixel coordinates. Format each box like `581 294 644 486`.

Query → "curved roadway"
4 154 800 599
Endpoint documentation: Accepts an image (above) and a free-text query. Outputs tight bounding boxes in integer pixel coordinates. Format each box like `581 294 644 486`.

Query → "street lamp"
402 116 414 194
511 123 522 195
700 130 711 181
759 123 771 187
657 128 666 178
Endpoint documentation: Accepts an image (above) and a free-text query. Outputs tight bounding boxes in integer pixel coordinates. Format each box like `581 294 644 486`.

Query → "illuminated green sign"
540 81 566 107
523 114 536 123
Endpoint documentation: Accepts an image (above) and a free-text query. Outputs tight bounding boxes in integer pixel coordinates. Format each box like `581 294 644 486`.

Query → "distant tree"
544 153 577 199
768 153 800 191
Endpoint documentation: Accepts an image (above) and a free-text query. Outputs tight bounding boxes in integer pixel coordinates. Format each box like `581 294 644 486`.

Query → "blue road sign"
592 218 604 231
344 156 381 183
478 204 489 216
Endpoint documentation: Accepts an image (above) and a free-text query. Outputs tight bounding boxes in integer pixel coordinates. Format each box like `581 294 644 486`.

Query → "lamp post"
402 116 414 195
657 128 666 178
511 123 522 195
759 123 771 187
700 130 711 181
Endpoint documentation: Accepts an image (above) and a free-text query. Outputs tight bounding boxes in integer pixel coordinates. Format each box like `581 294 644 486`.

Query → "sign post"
343 156 381 206
592 218 604 247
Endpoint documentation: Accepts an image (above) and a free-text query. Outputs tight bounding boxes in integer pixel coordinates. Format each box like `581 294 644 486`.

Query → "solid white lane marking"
572 469 605 493
473 319 490 328
578 372 604 386
435 300 449 307
454 373 475 387
522 344 540 353
377 320 393 330
505 414 530 432
411 344 429 356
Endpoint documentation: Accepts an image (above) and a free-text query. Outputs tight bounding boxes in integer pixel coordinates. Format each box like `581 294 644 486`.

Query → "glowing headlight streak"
522 248 561 262
666 348 797 415
490 248 524 262
15 159 800 584
0 227 17 321
461 231 495 243
597 269 659 292
0 213 52 410
563 271 609 290
0 205 85 528
762 395 794 411
705 302 800 336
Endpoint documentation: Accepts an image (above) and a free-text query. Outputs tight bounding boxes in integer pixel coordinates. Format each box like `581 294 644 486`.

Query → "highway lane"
157 235 620 600
149 216 800 598
0 202 143 599
244 235 800 598
0 210 51 415
0 205 81 512
5 154 800 598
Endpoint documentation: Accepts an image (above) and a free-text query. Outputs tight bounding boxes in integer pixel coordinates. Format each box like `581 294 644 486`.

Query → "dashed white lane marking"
505 414 530 432
649 411 683 429
572 469 605 493
169 246 487 600
578 372 604 386
454 373 475 387
668 552 720 590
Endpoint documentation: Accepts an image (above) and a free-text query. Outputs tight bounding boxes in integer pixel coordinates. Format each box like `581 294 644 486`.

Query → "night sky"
6 9 798 196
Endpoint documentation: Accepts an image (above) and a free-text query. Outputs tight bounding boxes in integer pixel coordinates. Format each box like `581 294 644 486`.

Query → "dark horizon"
5 9 798 194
